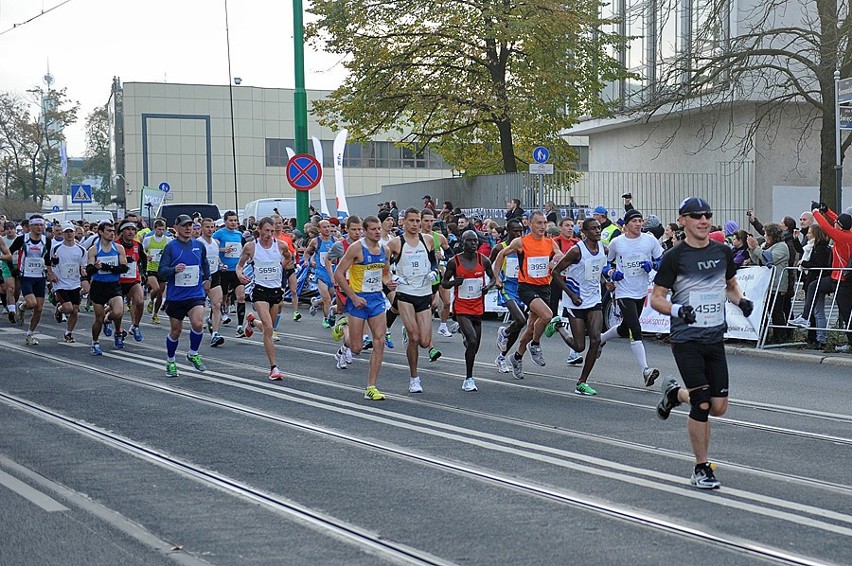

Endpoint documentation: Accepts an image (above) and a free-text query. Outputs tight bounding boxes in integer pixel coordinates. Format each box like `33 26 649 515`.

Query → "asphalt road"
1 305 851 565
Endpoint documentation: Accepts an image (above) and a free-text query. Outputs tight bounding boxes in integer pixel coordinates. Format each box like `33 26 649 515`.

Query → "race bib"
362 269 382 293
148 248 163 264
254 261 281 283
60 262 79 281
403 251 429 278
125 262 137 280
98 255 118 275
623 254 645 277
504 256 519 279
689 290 725 327
23 257 45 278
585 258 604 281
458 277 483 299
224 243 242 259
176 265 200 287
208 257 219 273
318 251 329 269
526 256 549 279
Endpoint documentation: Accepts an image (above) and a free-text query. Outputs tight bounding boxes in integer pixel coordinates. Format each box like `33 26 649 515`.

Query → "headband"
29 218 45 226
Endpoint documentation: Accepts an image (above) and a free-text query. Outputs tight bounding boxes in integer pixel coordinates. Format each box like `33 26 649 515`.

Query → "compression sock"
237 302 246 326
600 326 619 343
189 329 203 354
166 336 179 361
630 340 648 369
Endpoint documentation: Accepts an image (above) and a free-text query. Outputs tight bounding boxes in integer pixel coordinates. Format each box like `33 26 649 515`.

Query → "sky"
0 0 346 156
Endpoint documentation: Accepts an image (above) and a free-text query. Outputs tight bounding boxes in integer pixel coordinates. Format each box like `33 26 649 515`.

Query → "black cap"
378 210 391 222
623 209 643 223
678 197 712 216
422 195 432 200
175 214 193 226
837 213 852 230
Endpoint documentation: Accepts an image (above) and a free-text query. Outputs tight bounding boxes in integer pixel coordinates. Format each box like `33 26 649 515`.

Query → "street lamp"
225 0 239 209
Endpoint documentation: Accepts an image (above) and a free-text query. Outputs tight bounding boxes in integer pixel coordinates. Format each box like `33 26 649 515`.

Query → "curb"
726 345 852 367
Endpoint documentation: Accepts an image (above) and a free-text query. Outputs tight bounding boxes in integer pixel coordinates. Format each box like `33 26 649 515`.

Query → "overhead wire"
0 0 73 38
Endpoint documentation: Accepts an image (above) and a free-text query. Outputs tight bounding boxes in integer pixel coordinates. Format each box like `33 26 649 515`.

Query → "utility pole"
293 0 309 228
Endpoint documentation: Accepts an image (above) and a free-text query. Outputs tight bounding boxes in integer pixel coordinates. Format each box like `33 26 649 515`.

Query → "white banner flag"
333 129 350 220
311 137 331 219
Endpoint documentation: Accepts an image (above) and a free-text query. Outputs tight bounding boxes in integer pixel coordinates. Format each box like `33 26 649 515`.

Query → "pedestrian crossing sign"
71 184 93 204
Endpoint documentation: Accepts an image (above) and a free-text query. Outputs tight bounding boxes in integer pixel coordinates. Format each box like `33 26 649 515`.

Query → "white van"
42 210 115 225
241 198 298 223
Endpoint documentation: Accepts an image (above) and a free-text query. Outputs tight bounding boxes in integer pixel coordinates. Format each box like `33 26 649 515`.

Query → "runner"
651 197 753 489
302 220 337 328
490 219 527 373
387 207 441 394
213 211 249 337
117 219 146 343
328 217 362 338
599 208 663 386
421 208 453 337
143 219 170 324
442 230 495 391
199 218 225 347
551 217 583 366
236 217 292 380
47 222 87 342
158 214 211 377
548 217 609 395
8 214 51 345
86 221 128 355
2 221 19 323
273 214 301 325
492 211 559 379
333 215 396 400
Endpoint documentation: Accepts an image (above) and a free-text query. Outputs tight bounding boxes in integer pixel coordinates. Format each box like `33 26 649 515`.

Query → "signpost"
530 147 552 209
835 72 850 209
70 184 92 221
286 154 322 191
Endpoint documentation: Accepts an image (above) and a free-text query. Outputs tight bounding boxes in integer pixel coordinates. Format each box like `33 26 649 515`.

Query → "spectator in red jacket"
812 207 852 351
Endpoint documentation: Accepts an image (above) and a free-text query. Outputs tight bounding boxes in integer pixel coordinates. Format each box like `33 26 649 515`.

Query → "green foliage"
83 104 112 206
307 0 628 175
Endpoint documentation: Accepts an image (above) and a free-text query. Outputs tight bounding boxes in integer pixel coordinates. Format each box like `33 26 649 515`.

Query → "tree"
634 0 851 209
306 0 629 175
83 104 113 206
0 88 78 204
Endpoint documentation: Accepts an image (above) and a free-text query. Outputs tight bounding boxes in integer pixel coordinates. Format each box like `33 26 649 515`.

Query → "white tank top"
253 239 283 289
394 236 432 296
564 241 606 309
199 237 220 277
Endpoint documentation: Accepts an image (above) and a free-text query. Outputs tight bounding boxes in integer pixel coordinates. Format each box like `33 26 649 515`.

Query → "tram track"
2 338 852 564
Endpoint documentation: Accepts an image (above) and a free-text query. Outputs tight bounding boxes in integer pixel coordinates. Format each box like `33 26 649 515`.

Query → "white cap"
62 221 75 232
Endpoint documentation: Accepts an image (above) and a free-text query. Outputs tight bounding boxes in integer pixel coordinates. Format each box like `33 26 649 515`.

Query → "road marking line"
0 468 68 512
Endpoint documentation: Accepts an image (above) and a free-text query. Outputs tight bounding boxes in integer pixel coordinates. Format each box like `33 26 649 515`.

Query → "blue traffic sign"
52 205 61 212
286 154 322 191
71 184 93 204
533 146 550 164
159 182 171 193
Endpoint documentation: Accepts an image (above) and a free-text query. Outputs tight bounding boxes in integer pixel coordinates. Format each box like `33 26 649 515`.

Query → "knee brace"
689 387 711 422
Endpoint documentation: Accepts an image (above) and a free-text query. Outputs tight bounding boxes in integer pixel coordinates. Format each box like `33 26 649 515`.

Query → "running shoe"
210 332 225 347
596 341 605 359
362 335 373 349
244 314 256 338
114 331 125 350
364 386 386 401
690 463 721 489
448 321 460 334
643 367 660 387
788 316 809 328
221 314 232 325
64 333 75 343
166 361 178 378
438 326 453 337
428 347 442 362
496 326 509 351
132 326 144 342
566 351 584 365
25 334 38 346
462 377 478 392
322 316 333 329
272 331 280 342
657 376 681 420
509 354 524 380
146 301 154 314
402 326 409 346
544 316 561 338
236 325 246 338
293 311 302 321
206 316 213 334
331 317 347 342
575 382 597 396
343 346 353 364
91 342 103 356
152 312 161 324
269 366 283 381
385 332 394 349
529 343 546 366
334 349 348 370
836 344 851 353
409 376 423 393
103 323 113 337
309 297 320 316
495 354 511 373
186 352 207 371
54 307 62 323
7 311 15 324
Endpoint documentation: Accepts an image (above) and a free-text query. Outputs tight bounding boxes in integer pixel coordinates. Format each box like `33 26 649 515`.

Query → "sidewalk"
725 344 852 367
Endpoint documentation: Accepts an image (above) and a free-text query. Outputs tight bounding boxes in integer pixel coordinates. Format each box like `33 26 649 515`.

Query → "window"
265 139 451 169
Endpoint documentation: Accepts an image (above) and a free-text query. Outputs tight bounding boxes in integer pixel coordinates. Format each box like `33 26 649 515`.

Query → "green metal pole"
293 0 309 228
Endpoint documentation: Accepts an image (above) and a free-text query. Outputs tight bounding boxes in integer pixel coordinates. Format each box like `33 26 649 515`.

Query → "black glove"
738 298 754 318
811 201 820 212
85 264 98 277
677 305 696 324
819 202 829 214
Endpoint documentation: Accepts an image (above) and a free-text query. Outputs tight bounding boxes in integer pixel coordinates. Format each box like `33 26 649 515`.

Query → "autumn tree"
83 104 113 206
307 0 629 175
634 0 851 209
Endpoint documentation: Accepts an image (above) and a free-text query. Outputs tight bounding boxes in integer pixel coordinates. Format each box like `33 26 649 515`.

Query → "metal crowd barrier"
759 265 852 349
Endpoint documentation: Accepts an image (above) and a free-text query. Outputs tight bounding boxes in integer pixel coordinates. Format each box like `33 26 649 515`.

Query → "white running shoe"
495 354 511 373
529 343 546 366
643 367 660 387
408 376 423 393
509 354 524 380
566 351 584 365
438 326 453 337
334 350 348 369
462 377 478 392
496 326 509 351
788 316 809 328
448 321 460 334
343 346 353 364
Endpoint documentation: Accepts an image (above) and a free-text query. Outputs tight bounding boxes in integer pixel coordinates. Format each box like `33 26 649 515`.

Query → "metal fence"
354 161 755 225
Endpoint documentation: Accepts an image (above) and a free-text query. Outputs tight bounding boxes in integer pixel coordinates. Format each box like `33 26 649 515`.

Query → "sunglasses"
685 212 713 220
